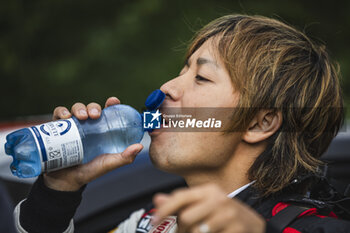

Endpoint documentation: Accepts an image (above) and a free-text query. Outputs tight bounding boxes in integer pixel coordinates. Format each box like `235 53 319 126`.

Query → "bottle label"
28 118 84 172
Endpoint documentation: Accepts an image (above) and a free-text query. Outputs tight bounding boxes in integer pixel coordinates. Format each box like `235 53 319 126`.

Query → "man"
14 15 350 232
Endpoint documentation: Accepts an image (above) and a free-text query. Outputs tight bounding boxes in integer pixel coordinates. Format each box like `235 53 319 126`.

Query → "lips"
149 115 165 136
149 127 162 136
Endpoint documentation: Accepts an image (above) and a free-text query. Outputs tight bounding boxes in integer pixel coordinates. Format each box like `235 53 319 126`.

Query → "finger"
191 208 234 233
86 102 102 119
105 97 121 108
53 106 71 120
43 144 143 192
80 143 143 183
176 198 217 231
153 188 203 225
153 193 171 206
118 143 144 164
71 102 88 120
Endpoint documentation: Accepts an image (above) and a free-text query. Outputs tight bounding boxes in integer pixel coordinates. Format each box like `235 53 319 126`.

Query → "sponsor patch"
136 209 156 233
149 216 177 233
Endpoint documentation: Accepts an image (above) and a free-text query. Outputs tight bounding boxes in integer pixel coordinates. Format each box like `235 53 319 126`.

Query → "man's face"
149 39 241 175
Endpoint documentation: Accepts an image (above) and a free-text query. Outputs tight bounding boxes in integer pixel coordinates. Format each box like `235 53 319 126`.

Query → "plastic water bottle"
4 89 165 178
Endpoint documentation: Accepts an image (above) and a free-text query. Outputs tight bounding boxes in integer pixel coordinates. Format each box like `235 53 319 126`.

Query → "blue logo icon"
143 110 162 129
57 120 71 135
39 120 72 136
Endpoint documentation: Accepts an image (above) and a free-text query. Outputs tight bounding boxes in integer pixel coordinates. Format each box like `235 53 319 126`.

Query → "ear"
242 110 282 144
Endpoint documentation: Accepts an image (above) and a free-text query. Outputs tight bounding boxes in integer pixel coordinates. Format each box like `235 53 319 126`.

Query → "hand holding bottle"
41 97 143 191
5 90 165 190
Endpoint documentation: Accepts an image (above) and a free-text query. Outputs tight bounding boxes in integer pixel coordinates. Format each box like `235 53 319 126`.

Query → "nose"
160 76 183 103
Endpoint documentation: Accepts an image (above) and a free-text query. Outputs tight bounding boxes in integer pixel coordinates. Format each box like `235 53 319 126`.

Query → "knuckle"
125 156 134 164
75 170 87 185
120 153 134 164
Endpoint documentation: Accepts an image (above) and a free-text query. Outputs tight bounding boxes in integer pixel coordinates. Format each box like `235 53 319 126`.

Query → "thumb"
81 143 143 183
119 143 144 164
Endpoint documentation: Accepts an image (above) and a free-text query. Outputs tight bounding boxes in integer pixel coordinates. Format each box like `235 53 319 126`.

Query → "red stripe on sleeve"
283 227 301 233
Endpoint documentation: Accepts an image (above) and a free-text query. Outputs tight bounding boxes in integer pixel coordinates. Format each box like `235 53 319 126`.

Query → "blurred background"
0 0 349 119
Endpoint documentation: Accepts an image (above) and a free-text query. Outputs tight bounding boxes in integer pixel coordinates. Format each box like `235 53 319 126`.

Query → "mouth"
148 128 161 136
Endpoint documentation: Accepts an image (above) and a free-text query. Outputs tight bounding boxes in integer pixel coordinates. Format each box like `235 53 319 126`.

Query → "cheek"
149 131 241 172
190 133 239 165
181 87 215 107
171 132 240 168
183 87 238 108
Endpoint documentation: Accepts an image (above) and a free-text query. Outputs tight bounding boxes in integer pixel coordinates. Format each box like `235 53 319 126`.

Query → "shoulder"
238 187 350 233
268 201 350 233
288 214 350 233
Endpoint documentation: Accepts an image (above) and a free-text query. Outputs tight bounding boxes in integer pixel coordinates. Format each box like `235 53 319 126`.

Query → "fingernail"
90 108 99 115
63 110 69 116
79 109 87 116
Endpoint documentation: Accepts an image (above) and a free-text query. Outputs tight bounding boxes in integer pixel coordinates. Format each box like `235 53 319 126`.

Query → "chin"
149 142 169 169
149 142 182 174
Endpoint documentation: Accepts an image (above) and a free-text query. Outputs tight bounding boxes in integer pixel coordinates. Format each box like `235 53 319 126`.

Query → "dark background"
1 0 349 120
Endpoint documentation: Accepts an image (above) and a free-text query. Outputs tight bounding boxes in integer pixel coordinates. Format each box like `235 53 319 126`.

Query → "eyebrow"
186 57 219 69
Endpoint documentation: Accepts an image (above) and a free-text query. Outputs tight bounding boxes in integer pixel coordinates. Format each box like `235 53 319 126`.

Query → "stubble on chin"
149 140 179 173
149 142 165 168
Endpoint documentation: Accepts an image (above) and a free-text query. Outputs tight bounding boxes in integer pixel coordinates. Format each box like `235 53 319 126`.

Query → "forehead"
188 38 222 65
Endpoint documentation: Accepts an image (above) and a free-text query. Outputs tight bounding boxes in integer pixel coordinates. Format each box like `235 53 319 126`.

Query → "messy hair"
186 15 344 196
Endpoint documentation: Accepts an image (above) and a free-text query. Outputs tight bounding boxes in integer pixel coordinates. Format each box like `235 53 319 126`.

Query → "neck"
182 143 264 195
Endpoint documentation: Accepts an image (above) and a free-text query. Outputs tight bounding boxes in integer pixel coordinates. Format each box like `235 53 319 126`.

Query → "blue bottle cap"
145 89 165 110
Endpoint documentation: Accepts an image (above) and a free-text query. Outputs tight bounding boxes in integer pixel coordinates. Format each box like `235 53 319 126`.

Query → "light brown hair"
186 15 344 196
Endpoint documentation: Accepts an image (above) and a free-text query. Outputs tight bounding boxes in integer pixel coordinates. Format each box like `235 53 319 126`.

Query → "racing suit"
0 181 16 233
14 175 350 233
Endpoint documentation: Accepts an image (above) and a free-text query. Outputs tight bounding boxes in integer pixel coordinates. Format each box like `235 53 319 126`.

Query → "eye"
195 75 210 82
